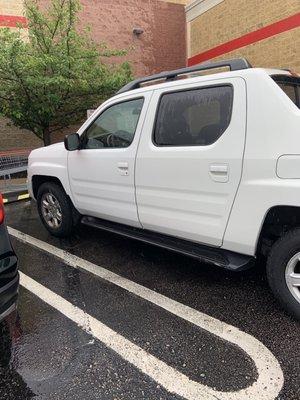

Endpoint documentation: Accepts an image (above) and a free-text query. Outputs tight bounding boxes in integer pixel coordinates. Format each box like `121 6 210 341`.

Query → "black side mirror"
64 133 80 151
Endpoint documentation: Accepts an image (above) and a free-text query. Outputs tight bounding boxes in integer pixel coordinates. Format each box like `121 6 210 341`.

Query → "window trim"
272 75 300 108
80 96 145 150
152 83 234 148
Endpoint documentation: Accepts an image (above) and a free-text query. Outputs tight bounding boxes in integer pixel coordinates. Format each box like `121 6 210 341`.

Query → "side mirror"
64 133 80 151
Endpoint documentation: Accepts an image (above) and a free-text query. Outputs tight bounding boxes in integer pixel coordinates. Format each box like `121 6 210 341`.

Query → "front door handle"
209 164 229 182
117 162 129 176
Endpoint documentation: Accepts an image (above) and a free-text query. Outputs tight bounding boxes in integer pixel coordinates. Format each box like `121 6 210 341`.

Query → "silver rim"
285 253 300 304
41 192 62 229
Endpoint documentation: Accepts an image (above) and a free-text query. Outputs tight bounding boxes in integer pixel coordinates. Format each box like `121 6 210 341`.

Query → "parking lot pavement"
1 200 300 399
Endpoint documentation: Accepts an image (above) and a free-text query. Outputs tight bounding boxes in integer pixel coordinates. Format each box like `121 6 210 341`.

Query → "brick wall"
161 0 187 4
0 118 42 151
0 0 24 15
209 28 300 73
78 0 186 77
187 0 300 72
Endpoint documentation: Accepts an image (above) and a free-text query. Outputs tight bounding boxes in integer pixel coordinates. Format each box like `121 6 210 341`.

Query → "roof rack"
117 58 252 94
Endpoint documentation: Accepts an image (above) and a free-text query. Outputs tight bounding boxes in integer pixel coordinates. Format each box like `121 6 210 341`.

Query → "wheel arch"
256 205 300 257
32 175 69 200
32 175 81 226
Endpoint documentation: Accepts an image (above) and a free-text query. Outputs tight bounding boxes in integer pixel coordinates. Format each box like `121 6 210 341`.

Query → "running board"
81 216 253 271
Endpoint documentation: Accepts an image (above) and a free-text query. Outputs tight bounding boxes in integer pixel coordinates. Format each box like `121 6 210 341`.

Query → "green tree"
0 0 132 146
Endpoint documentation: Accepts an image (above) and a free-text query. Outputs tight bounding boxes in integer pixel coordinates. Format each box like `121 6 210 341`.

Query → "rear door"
135 77 246 246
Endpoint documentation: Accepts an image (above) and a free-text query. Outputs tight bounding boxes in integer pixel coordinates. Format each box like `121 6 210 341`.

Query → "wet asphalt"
0 200 299 399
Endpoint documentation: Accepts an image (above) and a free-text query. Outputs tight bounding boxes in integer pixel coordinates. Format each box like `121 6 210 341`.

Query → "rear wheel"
37 182 79 237
267 228 300 320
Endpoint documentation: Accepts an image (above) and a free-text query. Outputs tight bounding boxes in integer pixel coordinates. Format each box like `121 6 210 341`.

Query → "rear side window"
154 85 233 146
273 75 300 109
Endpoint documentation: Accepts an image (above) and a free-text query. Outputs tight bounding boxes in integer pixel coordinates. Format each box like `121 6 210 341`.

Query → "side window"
273 75 300 109
83 98 144 149
277 83 299 109
278 83 297 103
154 86 233 146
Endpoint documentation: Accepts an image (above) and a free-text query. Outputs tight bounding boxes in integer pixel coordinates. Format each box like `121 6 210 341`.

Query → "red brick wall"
79 0 186 77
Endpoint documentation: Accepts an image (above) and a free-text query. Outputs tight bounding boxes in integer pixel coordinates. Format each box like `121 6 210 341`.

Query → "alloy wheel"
285 253 300 304
41 192 62 229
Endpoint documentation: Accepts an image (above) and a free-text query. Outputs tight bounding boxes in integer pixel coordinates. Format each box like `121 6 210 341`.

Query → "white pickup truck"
28 58 300 319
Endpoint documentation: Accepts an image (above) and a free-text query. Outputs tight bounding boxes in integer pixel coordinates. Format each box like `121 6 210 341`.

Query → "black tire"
37 182 79 237
267 228 300 320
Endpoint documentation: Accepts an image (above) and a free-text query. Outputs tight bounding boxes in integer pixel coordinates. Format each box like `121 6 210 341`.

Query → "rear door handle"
117 162 129 176
209 164 229 182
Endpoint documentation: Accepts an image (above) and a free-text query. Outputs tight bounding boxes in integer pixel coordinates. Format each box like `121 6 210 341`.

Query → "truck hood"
28 141 68 171
29 142 65 159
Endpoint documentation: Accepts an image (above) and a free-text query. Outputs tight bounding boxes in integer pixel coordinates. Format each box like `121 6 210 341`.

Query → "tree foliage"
0 0 133 145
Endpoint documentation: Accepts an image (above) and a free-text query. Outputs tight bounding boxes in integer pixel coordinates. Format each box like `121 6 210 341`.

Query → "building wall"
0 119 42 151
161 0 187 4
187 0 300 72
0 0 23 15
0 0 27 31
78 0 186 77
0 0 186 77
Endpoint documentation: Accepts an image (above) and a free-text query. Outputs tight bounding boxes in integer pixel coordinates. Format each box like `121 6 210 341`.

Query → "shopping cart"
0 149 31 194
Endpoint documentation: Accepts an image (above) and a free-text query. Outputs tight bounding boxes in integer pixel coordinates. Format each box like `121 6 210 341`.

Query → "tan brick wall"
189 0 300 72
160 0 187 4
211 29 300 72
0 0 24 15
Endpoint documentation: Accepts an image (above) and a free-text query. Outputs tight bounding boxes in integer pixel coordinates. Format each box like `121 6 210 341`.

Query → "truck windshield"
273 75 300 109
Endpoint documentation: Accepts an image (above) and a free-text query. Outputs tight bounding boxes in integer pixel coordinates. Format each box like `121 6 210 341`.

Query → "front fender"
27 143 71 200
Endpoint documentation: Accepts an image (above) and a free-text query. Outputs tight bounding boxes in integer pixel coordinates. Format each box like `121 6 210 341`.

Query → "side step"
81 216 254 271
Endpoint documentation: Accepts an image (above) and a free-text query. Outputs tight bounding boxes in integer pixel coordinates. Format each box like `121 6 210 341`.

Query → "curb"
3 191 30 204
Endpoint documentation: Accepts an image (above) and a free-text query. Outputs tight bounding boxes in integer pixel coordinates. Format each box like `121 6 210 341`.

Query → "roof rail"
117 58 252 94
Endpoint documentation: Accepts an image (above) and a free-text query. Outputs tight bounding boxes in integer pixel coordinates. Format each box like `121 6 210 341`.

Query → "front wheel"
267 228 300 320
37 182 79 237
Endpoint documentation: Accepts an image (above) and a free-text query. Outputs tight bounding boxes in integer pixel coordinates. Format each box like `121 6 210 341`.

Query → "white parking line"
10 227 284 400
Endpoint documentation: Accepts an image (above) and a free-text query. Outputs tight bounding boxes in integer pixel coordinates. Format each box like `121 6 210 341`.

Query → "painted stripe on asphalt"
10 227 284 400
18 193 30 201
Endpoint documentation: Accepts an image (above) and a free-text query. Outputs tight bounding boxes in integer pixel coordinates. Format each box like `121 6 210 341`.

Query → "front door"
68 94 150 227
135 78 246 246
